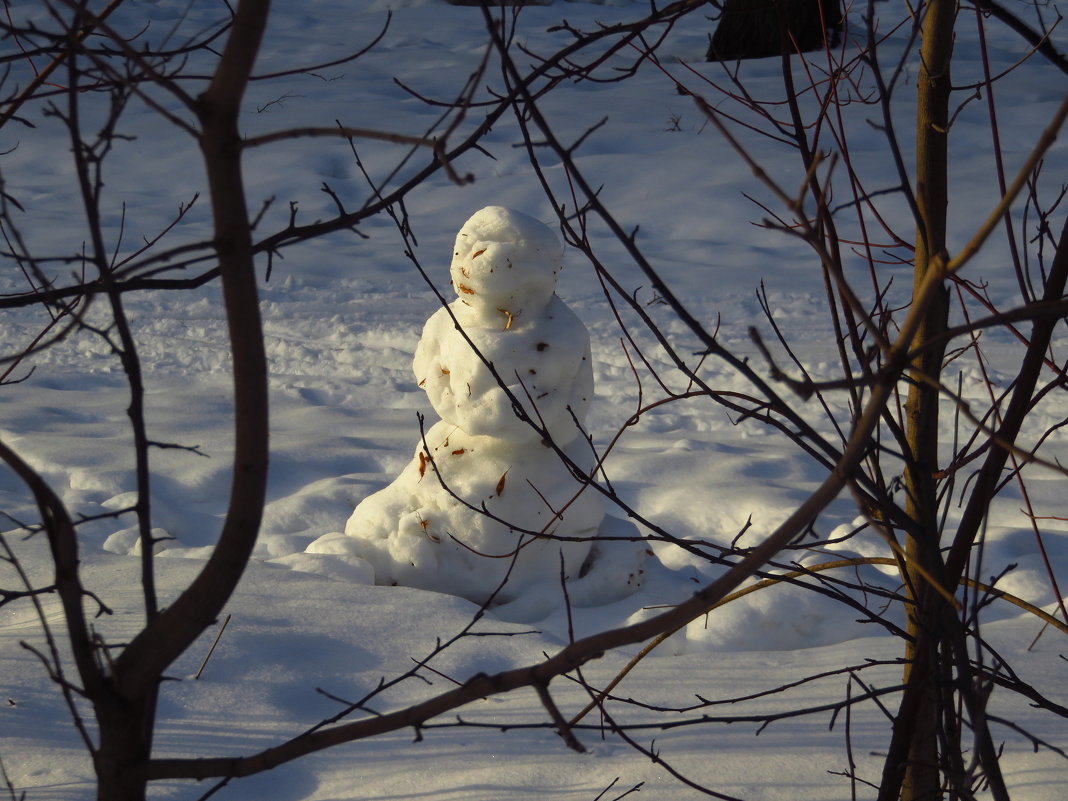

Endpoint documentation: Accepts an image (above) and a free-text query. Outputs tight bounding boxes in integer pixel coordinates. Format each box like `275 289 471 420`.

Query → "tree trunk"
707 0 843 61
90 2 272 798
897 1 956 799
94 692 157 801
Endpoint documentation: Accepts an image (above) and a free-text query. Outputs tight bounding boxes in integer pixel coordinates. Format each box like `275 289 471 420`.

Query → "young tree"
493 0 1068 797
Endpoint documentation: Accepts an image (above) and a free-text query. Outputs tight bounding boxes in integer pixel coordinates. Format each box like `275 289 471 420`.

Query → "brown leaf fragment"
471 248 486 259
418 516 440 542
457 283 476 295
495 469 508 496
418 451 427 478
452 448 466 456
498 307 514 330
440 367 450 375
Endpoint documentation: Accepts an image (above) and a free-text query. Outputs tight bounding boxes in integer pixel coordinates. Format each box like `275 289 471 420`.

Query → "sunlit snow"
1 1 1066 799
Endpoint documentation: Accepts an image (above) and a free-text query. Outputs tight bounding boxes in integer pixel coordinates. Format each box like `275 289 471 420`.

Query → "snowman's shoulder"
418 303 463 337
539 295 590 337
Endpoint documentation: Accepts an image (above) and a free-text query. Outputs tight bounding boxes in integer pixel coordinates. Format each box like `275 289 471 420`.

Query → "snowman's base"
487 516 648 622
303 515 648 615
569 516 650 606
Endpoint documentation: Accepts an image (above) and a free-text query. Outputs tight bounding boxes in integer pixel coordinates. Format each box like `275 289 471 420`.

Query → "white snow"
1 1 1066 799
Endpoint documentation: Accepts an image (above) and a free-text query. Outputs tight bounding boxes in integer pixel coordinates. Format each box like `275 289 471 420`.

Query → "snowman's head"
450 206 562 324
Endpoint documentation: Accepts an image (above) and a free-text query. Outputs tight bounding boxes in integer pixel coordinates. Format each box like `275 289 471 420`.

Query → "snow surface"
1 1 1067 799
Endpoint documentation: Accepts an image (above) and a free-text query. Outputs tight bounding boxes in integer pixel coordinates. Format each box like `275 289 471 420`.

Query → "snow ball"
449 206 562 326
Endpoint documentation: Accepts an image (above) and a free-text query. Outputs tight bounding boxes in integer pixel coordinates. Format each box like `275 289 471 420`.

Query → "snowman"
309 207 645 609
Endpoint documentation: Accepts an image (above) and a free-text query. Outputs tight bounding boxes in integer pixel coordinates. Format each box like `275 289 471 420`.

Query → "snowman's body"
414 293 593 445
